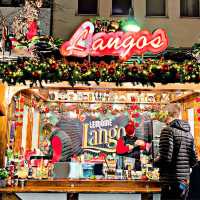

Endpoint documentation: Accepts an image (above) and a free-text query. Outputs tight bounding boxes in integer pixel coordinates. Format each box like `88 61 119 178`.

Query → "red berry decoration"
95 71 101 78
81 66 87 73
132 66 138 73
186 64 193 72
108 67 115 75
51 63 58 70
147 72 154 81
162 64 169 72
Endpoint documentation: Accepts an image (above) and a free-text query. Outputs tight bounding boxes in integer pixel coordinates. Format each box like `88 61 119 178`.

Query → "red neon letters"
60 21 169 61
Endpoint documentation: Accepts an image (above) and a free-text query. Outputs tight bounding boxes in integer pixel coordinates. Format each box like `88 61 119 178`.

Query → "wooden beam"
26 108 33 151
41 82 200 92
0 83 8 167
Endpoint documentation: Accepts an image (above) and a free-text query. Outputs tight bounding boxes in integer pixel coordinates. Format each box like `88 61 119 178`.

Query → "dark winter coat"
158 119 197 184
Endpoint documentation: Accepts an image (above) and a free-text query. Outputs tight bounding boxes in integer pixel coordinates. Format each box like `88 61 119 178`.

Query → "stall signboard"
82 114 152 153
60 21 169 61
82 114 129 153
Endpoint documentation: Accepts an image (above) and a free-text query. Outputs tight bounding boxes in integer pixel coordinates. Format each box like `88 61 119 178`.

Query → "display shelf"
46 100 168 104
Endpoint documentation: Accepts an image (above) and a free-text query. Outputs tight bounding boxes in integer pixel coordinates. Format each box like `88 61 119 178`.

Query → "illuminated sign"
60 21 169 61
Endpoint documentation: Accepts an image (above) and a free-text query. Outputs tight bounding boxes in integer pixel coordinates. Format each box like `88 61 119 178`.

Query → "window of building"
180 0 200 17
42 0 51 8
0 0 24 6
146 0 166 16
112 0 132 15
78 0 98 15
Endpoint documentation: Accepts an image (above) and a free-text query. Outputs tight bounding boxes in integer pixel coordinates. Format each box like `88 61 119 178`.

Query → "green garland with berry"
0 57 199 87
0 17 200 87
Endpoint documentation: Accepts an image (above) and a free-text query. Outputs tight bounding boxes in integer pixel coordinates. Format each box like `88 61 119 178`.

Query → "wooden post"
0 193 21 200
26 107 33 151
0 83 8 168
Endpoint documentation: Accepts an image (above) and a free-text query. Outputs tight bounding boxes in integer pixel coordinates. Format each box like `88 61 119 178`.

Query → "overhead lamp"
122 7 141 32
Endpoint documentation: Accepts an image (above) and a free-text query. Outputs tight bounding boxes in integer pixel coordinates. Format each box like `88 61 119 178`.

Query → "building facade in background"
0 0 199 48
52 0 200 48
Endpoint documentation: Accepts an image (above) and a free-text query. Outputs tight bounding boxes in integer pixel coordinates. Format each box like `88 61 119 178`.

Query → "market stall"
0 1 200 200
0 83 199 200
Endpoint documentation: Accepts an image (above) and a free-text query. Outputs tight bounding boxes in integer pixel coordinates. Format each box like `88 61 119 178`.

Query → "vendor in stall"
116 121 147 170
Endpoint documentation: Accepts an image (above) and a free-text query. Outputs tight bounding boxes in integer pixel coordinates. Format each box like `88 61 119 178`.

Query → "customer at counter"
156 103 197 200
116 121 147 171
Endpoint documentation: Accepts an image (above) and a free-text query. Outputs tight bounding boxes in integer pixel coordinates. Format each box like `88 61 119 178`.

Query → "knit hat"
125 121 135 136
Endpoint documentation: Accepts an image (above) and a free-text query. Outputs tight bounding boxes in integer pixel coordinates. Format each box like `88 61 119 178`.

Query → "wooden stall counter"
0 179 161 200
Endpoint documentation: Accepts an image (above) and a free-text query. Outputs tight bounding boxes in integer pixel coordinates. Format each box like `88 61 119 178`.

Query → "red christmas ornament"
51 63 58 70
175 73 180 80
148 72 155 81
108 67 115 75
162 64 169 72
186 64 193 72
45 107 49 113
132 66 138 73
197 108 200 113
95 71 101 78
32 72 40 78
